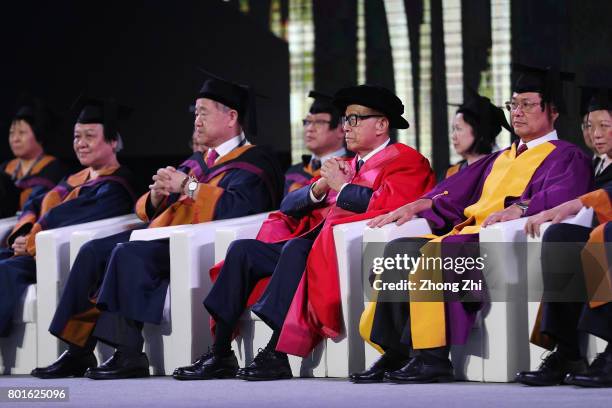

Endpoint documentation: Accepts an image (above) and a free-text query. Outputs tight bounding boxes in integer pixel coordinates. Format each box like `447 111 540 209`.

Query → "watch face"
188 181 198 191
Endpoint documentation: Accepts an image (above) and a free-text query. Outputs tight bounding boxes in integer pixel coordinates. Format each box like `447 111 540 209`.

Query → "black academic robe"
49 145 283 349
0 155 66 217
0 166 136 337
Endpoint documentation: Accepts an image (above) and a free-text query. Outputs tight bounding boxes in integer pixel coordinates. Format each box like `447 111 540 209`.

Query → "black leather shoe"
565 351 612 388
349 352 410 383
515 351 587 386
84 351 149 380
31 350 97 379
384 355 454 383
238 348 292 381
173 349 238 380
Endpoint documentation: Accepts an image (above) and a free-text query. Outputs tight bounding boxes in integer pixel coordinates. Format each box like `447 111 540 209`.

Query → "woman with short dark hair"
446 90 510 178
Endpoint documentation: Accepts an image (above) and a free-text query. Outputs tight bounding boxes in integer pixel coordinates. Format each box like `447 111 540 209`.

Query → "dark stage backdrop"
511 0 612 147
0 0 290 193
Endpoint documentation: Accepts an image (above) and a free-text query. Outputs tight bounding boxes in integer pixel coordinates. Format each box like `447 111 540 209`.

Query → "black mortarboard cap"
13 95 59 144
196 67 257 137
456 88 511 143
332 84 410 129
308 90 338 115
76 97 132 142
579 67 612 115
512 62 575 113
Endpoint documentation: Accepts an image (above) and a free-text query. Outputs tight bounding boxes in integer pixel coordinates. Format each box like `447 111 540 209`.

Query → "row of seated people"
0 62 610 388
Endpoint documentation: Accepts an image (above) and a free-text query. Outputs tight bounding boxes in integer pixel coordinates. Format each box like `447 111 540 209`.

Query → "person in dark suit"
579 74 612 190
519 77 612 388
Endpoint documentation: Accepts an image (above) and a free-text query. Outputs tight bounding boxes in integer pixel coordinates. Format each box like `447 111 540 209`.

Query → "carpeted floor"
1 376 611 408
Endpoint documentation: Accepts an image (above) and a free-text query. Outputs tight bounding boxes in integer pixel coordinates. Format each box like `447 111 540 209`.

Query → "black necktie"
595 158 606 176
356 159 364 173
311 158 322 171
593 156 602 172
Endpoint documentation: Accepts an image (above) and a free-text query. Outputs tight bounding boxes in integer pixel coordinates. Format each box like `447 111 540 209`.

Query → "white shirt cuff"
309 184 327 203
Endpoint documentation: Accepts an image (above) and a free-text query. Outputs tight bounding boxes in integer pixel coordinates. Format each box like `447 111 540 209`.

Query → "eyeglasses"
504 100 542 113
302 119 331 127
341 114 384 127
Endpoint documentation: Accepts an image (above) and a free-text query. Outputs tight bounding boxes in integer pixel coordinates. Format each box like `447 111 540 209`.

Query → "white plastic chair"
35 214 143 368
129 212 271 375
359 216 533 382
214 219 326 378
0 214 140 374
478 217 532 382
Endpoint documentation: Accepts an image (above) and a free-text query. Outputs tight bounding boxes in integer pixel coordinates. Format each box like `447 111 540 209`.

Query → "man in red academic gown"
173 84 436 381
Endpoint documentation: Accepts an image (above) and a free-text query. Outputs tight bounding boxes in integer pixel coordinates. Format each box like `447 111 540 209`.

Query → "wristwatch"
515 201 529 216
185 176 198 199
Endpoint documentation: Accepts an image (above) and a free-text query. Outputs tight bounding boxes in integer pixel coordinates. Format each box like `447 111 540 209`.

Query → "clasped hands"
149 166 189 207
311 158 353 199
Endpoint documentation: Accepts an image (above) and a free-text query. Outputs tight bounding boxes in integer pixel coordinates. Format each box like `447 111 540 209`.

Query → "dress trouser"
0 249 36 337
369 238 429 354
539 223 612 354
205 238 314 333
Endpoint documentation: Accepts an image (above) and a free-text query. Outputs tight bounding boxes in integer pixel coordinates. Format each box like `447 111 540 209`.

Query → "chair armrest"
529 207 595 243
479 217 529 243
169 212 271 288
129 224 186 241
0 215 18 227
70 215 143 266
161 212 271 368
36 214 142 285
0 215 17 244
129 212 271 242
362 218 432 243
479 218 530 286
214 215 270 263
35 214 142 367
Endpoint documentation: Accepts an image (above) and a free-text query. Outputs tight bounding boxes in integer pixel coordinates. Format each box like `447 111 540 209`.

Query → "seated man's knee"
79 239 100 255
280 238 310 254
227 239 259 258
543 223 575 243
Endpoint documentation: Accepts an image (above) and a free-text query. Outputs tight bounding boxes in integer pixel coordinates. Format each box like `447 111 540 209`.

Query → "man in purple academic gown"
353 63 593 384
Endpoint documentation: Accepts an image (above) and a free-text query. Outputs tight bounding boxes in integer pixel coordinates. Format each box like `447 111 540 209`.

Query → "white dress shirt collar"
210 132 248 161
357 138 391 164
313 147 348 165
517 130 558 150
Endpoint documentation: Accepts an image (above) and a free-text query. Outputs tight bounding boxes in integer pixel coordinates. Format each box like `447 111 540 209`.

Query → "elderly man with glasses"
173 84 436 382
283 91 348 195
355 63 593 384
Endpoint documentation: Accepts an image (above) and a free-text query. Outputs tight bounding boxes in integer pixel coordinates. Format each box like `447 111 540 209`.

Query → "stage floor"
1 376 611 407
